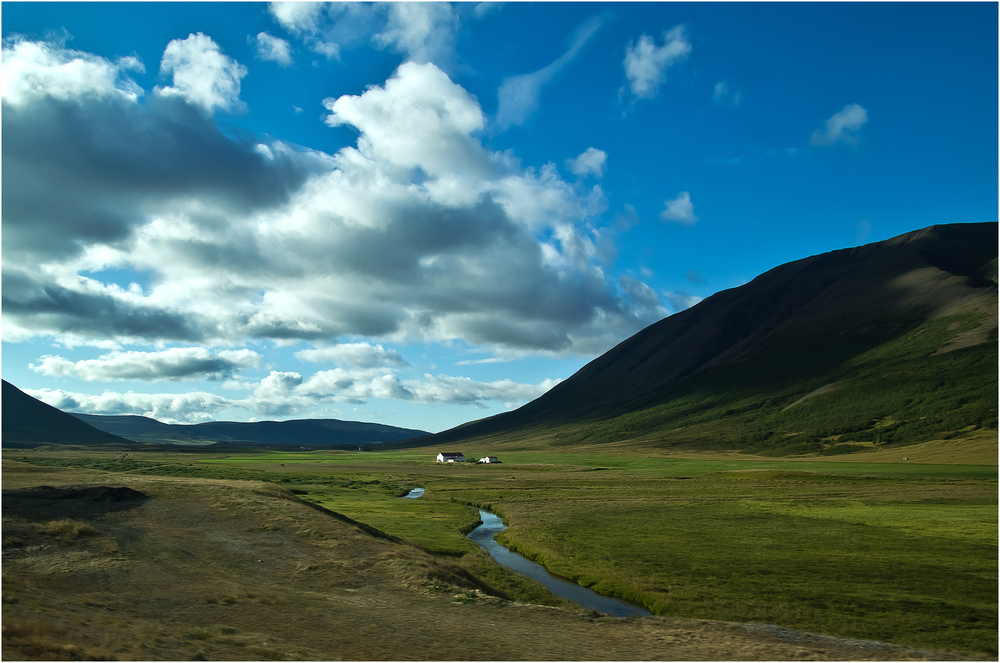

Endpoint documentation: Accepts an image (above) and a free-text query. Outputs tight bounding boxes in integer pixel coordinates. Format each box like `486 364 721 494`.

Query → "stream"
466 509 651 618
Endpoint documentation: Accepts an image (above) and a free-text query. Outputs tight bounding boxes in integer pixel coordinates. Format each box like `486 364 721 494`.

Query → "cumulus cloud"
4 40 665 361
254 32 293 67
622 25 690 100
27 387 240 424
157 33 248 113
660 191 698 224
296 342 406 368
268 2 325 36
27 369 559 423
269 2 459 66
30 347 262 382
323 61 488 178
1 36 144 108
496 15 604 129
567 147 607 179
375 2 459 65
810 103 869 146
2 37 330 343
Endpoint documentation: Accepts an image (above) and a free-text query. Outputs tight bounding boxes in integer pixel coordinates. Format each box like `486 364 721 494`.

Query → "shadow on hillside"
2 485 149 523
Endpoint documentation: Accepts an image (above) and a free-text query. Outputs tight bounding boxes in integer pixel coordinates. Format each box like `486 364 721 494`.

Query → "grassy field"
5 443 997 657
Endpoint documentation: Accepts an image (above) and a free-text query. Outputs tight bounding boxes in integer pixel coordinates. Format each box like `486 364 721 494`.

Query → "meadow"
8 443 996 656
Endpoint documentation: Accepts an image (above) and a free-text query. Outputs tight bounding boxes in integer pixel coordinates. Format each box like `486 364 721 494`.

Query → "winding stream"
467 509 651 618
402 487 425 498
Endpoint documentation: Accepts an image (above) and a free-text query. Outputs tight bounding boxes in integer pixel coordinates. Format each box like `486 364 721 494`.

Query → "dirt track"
1 461 985 661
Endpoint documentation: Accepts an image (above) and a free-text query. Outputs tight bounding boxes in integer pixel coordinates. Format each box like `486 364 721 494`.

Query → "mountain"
71 413 430 448
417 223 998 454
1 380 135 448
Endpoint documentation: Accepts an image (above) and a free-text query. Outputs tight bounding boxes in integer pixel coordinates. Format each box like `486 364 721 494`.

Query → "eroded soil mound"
3 485 148 522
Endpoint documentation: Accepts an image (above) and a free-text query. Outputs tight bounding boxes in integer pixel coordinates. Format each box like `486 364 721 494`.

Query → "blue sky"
2 2 996 433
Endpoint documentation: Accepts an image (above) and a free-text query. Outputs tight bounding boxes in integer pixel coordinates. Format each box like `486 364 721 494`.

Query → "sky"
2 2 997 434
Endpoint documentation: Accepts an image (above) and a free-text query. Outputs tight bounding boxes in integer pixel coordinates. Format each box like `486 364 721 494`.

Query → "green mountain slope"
420 223 998 454
1 380 135 448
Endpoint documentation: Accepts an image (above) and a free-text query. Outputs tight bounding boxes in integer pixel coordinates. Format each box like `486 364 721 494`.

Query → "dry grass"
2 459 986 661
33 519 98 543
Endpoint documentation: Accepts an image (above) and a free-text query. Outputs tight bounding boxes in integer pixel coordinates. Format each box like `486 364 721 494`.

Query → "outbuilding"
478 456 501 464
436 452 467 463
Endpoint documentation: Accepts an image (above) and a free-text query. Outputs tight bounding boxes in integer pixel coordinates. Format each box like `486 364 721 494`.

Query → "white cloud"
1 36 144 107
810 103 869 146
296 342 406 368
27 368 560 422
268 2 325 36
157 32 248 113
30 347 262 381
4 43 666 361
254 32 293 67
660 191 698 224
323 61 488 178
567 147 607 179
713 81 741 107
496 15 604 129
268 2 459 66
27 387 240 424
623 25 690 100
375 2 459 65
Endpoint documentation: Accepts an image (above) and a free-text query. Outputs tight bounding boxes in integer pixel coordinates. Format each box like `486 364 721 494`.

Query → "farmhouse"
436 452 467 463
478 456 501 464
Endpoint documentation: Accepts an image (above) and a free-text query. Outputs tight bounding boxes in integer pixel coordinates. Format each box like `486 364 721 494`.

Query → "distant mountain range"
70 413 429 448
2 380 134 448
1 380 429 449
5 223 996 456
414 222 998 454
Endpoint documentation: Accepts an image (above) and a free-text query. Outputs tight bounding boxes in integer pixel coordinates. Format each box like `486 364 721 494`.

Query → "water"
467 509 651 618
402 487 425 498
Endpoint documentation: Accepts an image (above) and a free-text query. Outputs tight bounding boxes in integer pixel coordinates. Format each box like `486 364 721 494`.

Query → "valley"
3 442 995 660
3 223 996 660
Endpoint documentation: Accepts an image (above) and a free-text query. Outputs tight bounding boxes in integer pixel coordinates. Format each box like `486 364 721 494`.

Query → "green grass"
8 447 997 655
451 311 997 457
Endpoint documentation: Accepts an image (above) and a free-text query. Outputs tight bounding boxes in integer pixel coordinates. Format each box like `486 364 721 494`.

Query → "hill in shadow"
2 380 136 448
410 223 998 455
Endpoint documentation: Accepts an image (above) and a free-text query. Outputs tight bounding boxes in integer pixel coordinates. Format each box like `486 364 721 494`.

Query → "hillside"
70 413 429 448
1 380 135 448
417 223 998 454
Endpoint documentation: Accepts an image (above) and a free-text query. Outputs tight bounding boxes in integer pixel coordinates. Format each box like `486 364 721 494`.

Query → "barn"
478 456 501 464
436 452 466 463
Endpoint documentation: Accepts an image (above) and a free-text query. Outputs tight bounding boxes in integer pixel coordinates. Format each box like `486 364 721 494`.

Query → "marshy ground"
2 451 994 661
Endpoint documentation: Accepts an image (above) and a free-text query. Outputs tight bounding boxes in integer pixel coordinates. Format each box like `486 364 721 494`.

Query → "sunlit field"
8 445 996 656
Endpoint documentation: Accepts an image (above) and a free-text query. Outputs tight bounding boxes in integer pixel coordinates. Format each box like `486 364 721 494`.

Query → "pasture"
6 445 997 656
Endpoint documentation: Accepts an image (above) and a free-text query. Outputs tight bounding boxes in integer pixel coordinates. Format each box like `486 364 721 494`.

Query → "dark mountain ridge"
71 413 429 448
416 223 998 453
2 381 429 448
1 380 135 448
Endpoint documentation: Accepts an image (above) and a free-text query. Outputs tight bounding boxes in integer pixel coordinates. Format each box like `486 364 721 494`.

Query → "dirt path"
1 462 985 661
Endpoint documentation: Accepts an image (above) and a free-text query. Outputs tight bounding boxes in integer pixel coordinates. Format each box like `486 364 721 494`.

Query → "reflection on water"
467 509 651 618
402 487 425 498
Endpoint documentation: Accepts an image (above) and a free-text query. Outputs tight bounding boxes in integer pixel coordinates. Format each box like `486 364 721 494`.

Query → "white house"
478 456 501 464
436 452 466 463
